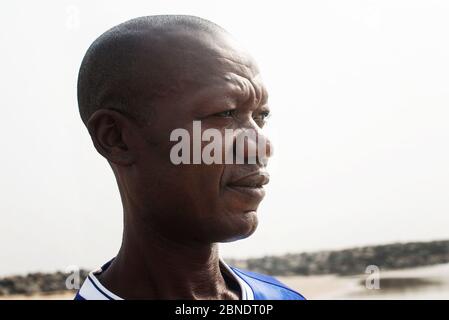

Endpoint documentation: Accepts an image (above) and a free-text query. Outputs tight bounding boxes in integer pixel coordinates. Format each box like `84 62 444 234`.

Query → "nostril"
263 138 273 158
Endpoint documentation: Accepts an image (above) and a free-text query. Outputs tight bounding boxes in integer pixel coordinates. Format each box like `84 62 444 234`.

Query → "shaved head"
77 15 236 125
78 14 270 247
76 14 277 300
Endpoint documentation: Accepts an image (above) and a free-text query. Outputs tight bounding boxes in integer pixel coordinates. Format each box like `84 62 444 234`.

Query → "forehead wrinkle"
223 73 250 104
184 44 265 109
183 78 242 113
224 72 267 108
215 56 254 73
251 74 269 107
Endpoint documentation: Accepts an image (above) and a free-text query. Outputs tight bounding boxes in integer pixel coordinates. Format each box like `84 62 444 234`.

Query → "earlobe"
86 109 136 166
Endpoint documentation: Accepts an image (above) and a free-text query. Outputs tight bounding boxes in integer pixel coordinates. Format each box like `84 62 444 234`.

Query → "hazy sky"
1 0 448 276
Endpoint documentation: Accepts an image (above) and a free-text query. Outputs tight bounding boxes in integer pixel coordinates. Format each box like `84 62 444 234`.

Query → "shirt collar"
78 258 254 300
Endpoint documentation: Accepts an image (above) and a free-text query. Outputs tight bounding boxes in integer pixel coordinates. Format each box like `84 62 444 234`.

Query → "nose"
233 126 273 166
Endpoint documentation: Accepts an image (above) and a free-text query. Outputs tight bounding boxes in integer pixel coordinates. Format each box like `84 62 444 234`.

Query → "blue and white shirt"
75 259 305 300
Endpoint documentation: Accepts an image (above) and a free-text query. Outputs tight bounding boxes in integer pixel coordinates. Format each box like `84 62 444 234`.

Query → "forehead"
135 29 268 115
180 69 269 113
182 34 269 107
222 72 268 106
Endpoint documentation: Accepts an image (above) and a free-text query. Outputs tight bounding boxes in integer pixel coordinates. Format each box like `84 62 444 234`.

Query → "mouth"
226 171 270 200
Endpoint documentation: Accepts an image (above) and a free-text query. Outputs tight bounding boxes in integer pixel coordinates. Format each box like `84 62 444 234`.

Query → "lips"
228 172 270 188
226 171 270 200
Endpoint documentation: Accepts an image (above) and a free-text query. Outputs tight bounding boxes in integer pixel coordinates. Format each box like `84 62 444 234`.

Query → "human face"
130 31 273 244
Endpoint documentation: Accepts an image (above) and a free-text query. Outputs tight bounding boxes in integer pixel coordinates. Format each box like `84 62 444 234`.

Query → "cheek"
187 163 225 193
142 163 225 215
135 164 259 242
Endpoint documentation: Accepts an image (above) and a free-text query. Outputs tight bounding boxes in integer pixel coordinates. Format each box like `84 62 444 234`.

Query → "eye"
260 110 271 120
253 110 271 124
214 109 235 118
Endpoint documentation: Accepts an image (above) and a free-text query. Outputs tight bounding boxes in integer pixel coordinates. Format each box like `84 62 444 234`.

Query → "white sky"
1 0 448 276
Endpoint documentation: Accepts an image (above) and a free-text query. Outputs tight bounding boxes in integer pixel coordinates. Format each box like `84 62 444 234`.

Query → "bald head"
77 15 237 125
77 15 271 246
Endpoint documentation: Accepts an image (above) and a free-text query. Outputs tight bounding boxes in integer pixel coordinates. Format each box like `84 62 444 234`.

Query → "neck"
97 211 240 300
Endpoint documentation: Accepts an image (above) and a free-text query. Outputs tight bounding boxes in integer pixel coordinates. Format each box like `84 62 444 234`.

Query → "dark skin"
86 26 272 299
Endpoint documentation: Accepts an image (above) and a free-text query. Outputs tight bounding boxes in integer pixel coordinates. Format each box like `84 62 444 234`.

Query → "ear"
86 109 137 166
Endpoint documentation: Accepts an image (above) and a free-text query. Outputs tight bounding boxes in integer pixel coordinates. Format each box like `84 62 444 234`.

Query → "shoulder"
230 267 306 300
74 291 86 300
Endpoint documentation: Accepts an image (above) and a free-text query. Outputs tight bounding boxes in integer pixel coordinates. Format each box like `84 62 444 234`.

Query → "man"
75 15 304 300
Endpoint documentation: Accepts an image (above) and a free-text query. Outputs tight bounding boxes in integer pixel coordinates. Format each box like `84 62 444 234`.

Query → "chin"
218 211 259 243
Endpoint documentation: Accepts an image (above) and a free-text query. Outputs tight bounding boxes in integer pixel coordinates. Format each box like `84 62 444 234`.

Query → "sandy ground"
1 291 75 300
280 263 449 299
2 263 449 300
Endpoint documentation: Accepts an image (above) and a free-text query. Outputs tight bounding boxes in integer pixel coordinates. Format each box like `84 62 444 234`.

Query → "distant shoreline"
1 239 448 298
4 263 449 300
227 239 449 276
